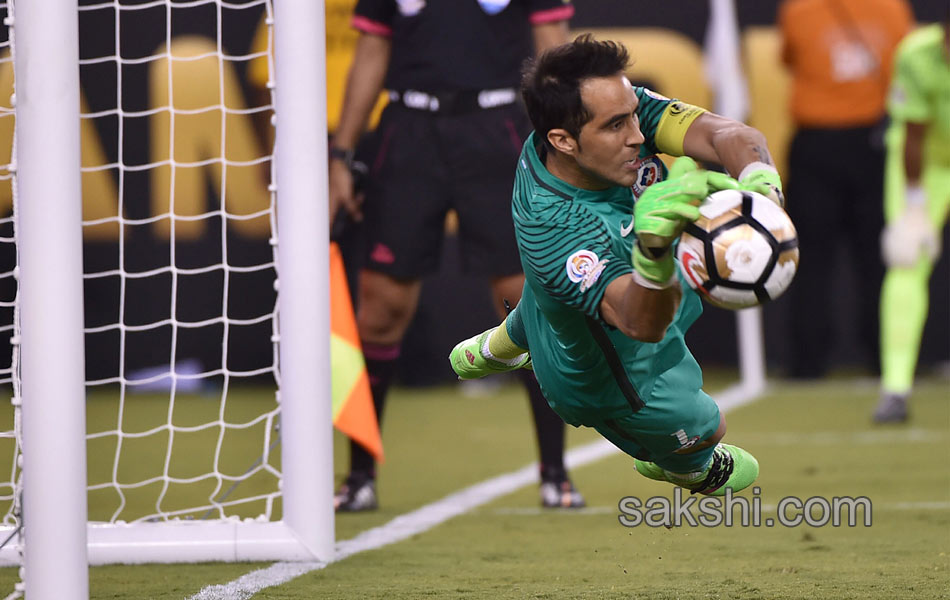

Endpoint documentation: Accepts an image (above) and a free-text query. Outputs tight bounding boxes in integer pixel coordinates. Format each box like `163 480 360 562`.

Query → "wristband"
633 270 678 290
905 184 926 207
633 244 675 285
329 146 355 168
738 161 777 181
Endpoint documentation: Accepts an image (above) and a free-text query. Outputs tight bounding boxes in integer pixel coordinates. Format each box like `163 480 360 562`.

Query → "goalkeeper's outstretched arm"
674 111 785 207
601 157 738 342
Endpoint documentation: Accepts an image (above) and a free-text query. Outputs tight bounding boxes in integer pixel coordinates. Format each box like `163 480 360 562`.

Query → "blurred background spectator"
874 16 950 423
777 0 913 379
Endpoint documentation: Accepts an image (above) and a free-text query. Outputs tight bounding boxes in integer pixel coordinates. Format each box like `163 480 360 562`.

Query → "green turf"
0 376 947 599
263 377 950 600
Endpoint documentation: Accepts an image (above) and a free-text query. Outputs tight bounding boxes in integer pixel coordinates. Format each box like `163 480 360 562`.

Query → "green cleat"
449 329 532 380
634 443 759 496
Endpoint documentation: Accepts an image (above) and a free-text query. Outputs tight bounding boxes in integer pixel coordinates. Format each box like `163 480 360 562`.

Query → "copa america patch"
565 249 609 292
631 156 663 198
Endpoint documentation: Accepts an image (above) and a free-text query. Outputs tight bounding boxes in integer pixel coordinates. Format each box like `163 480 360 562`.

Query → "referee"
328 0 582 511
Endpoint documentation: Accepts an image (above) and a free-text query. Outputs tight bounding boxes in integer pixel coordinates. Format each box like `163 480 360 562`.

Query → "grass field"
0 374 947 599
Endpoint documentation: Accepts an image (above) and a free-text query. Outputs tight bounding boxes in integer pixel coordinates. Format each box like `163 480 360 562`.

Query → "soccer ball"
676 189 799 310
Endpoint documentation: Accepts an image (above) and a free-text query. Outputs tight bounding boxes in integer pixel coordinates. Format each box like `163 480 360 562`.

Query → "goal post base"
0 521 331 566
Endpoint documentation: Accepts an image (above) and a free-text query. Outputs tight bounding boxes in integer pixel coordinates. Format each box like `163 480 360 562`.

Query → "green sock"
663 458 713 486
487 316 528 360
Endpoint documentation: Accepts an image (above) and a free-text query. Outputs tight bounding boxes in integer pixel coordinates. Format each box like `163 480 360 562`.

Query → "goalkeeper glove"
881 189 939 268
738 162 785 207
632 157 738 284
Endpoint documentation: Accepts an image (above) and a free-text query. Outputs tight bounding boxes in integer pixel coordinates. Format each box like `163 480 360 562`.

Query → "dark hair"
520 34 630 150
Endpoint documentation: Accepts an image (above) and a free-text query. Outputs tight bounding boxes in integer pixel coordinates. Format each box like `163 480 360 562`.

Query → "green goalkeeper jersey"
887 24 950 168
510 88 706 427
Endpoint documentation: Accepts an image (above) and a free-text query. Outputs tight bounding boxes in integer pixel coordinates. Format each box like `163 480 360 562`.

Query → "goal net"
0 0 334 592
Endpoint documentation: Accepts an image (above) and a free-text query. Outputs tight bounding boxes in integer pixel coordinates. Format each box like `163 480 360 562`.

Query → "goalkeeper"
873 20 950 423
449 36 783 496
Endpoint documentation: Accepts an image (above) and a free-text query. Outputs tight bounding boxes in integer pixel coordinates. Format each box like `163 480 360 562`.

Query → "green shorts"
585 387 721 474
512 283 719 473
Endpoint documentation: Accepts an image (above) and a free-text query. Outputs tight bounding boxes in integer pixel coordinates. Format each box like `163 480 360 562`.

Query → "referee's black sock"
348 342 401 479
517 370 566 478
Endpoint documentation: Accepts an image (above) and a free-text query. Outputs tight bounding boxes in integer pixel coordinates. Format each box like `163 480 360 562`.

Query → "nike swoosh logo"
620 219 634 238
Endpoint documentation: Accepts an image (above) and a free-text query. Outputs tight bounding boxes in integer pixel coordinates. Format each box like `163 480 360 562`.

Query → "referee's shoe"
334 472 377 512
539 465 585 509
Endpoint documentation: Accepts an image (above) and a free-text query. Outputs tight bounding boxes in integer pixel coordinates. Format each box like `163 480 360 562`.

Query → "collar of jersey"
525 132 629 204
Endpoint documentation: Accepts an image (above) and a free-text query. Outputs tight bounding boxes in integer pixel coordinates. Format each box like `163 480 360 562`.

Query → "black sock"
517 370 565 476
349 342 401 478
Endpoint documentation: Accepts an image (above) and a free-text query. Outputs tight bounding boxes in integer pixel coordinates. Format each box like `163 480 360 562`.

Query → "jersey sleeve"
517 199 631 322
352 0 395 36
525 0 574 25
887 41 932 124
634 87 671 156
654 101 707 157
634 88 707 157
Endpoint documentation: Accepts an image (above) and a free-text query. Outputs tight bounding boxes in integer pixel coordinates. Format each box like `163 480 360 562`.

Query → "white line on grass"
740 428 947 446
187 385 762 600
487 501 950 517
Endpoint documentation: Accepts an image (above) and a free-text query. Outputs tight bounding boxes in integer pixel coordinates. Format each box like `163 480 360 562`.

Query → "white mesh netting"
0 0 290 541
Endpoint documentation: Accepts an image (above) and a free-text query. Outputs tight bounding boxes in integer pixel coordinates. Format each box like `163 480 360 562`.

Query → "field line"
740 427 947 446
488 501 950 517
187 384 761 600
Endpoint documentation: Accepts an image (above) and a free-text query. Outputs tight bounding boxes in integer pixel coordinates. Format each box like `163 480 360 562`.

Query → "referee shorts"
360 102 529 280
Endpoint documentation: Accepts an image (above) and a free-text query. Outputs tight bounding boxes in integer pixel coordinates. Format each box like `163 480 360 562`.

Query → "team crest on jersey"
631 156 663 198
477 0 510 14
397 0 425 16
565 249 609 292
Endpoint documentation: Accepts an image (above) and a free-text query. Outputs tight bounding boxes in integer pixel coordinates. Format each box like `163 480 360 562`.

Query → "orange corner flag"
329 242 383 462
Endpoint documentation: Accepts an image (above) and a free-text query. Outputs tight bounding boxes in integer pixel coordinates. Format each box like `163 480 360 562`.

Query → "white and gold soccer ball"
676 189 799 310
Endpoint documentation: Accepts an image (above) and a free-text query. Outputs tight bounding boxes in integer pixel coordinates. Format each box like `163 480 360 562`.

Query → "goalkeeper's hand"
881 201 940 268
632 157 738 284
738 163 785 207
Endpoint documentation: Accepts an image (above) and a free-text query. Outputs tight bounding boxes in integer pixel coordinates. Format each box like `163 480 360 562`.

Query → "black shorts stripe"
602 418 651 460
584 316 645 412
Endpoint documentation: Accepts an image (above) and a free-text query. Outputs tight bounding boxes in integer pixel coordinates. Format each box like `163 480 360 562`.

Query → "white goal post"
0 0 334 597
705 0 767 405
12 1 88 599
